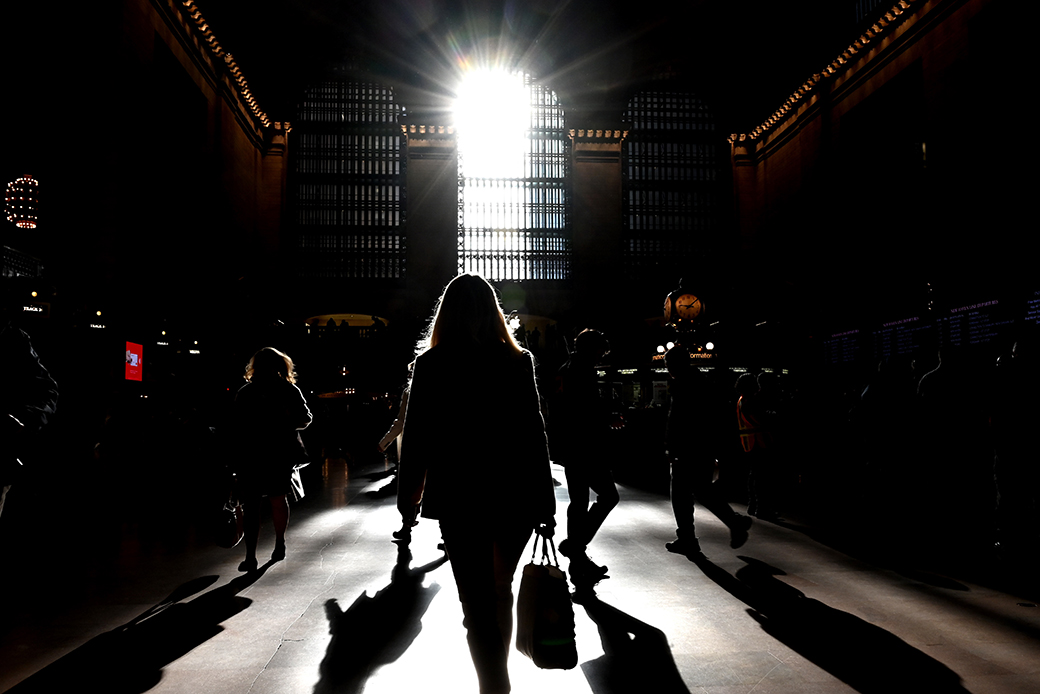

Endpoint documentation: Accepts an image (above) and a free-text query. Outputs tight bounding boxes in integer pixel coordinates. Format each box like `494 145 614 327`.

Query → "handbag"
289 466 305 501
215 497 244 549
515 534 578 670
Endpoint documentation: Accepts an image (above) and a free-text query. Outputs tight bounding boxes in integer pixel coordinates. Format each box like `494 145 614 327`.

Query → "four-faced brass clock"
664 289 704 326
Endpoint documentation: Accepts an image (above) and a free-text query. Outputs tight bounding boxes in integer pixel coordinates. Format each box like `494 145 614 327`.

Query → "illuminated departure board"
872 316 935 360
823 329 864 366
1025 290 1040 325
936 300 1014 349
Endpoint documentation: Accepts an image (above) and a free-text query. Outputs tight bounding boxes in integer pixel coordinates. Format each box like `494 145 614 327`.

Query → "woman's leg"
271 494 289 560
584 464 620 544
240 495 261 570
441 521 531 694
492 524 533 652
563 462 591 549
669 454 695 539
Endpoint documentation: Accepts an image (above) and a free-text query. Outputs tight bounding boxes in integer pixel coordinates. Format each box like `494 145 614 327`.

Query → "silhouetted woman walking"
397 274 556 694
233 347 312 572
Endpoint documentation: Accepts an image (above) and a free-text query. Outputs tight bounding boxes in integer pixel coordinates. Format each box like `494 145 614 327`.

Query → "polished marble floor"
2 458 1039 694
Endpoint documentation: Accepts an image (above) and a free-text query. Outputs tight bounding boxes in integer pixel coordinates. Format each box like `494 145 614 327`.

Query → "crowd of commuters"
5 270 1038 694
841 339 1040 572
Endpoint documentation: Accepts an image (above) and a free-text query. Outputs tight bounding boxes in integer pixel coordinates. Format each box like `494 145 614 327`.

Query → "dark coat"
547 355 610 463
397 342 555 525
232 378 312 497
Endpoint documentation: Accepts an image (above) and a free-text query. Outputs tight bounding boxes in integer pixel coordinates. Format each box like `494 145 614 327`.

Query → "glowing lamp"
5 175 39 229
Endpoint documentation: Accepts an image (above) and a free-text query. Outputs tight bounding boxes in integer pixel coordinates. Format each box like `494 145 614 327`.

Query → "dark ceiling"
197 0 855 133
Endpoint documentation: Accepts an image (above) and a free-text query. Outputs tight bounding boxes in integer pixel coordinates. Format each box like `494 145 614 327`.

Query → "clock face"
675 293 702 320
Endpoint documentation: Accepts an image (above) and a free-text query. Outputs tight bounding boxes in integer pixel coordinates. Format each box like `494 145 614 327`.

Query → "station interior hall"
2 0 1037 692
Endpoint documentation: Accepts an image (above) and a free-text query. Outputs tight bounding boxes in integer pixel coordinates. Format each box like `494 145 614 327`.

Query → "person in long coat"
397 273 556 694
233 347 312 572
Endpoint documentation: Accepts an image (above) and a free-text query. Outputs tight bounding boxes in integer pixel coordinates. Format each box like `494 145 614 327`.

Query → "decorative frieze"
729 0 920 144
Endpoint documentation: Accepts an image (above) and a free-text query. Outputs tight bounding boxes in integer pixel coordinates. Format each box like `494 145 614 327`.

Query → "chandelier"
5 175 40 229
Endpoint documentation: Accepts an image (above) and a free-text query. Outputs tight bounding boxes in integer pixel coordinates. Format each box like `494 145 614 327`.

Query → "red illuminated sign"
125 342 143 381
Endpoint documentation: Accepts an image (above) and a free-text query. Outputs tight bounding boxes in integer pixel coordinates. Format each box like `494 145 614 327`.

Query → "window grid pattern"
460 80 571 280
854 0 887 23
294 81 406 279
298 233 404 279
297 82 401 124
1 245 43 278
295 134 402 176
622 91 719 278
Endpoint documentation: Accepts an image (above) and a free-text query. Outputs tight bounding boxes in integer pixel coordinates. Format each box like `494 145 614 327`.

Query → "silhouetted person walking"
736 373 779 521
397 274 556 694
664 348 750 557
232 347 312 572
549 329 620 586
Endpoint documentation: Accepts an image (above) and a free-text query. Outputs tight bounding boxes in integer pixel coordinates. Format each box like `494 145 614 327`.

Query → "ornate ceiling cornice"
401 125 455 136
176 0 288 131
729 0 920 144
568 128 629 142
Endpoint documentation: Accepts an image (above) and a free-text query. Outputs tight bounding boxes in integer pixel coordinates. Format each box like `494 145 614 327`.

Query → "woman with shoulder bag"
397 274 556 694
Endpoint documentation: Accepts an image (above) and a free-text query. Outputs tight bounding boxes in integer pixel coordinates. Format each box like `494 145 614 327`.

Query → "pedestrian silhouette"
664 347 751 558
549 329 620 593
230 347 312 572
396 273 556 694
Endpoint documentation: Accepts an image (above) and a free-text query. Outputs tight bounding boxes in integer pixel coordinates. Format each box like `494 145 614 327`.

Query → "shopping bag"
515 535 578 670
214 498 244 549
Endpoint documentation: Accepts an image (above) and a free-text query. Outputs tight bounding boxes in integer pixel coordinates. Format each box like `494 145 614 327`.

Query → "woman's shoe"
569 557 609 588
560 540 608 579
665 538 703 559
238 557 258 572
272 542 286 562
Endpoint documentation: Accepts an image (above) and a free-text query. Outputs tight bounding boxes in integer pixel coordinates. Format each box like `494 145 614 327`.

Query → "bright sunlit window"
453 69 570 280
455 70 528 179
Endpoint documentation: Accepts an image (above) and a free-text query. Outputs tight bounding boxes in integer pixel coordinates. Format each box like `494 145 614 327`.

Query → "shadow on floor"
577 595 691 694
690 554 971 694
6 568 268 693
313 540 449 694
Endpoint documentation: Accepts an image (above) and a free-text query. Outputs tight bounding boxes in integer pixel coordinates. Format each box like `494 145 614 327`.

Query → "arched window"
456 72 570 281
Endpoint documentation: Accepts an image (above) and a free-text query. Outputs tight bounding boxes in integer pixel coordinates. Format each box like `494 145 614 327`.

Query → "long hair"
416 274 524 358
245 347 298 384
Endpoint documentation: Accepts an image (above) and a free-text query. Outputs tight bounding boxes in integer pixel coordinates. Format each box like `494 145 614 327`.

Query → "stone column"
260 121 289 257
403 124 459 316
569 127 627 325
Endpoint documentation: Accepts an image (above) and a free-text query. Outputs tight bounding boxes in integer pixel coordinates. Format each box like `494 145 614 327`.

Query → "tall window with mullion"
457 73 570 281
622 90 721 282
294 80 406 279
